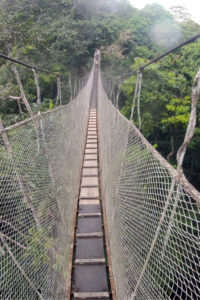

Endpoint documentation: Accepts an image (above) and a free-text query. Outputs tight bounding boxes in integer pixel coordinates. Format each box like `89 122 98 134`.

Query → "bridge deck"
72 108 110 299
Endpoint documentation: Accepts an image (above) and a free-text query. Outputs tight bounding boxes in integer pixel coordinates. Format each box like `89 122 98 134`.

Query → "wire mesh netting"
98 72 200 300
0 66 94 299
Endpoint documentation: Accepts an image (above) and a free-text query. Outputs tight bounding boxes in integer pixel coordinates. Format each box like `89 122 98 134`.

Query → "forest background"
0 0 200 190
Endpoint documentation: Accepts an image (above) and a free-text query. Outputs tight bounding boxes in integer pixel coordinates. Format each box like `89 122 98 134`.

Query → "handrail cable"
140 32 200 71
0 53 88 79
0 53 58 75
103 32 200 83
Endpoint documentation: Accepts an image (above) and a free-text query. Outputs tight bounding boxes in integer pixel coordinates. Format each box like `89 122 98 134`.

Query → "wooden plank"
82 168 98 176
86 140 97 144
83 160 98 168
80 187 99 198
78 213 101 218
79 200 100 205
75 258 105 265
87 133 97 136
74 292 109 299
76 232 103 238
87 136 97 140
84 154 97 160
86 144 97 149
81 176 98 186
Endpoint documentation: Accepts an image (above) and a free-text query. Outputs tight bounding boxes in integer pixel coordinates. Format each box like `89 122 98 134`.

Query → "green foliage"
0 0 126 125
100 3 200 189
49 99 54 110
162 97 190 126
0 0 199 197
0 0 200 298
24 228 52 267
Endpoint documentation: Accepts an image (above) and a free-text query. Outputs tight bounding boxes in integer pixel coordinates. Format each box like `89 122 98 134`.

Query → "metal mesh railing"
0 66 94 299
98 72 200 300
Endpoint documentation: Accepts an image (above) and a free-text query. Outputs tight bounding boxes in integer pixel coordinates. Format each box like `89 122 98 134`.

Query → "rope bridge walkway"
0 46 200 300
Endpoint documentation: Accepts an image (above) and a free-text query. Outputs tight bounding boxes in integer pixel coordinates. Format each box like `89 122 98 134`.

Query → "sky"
129 0 200 24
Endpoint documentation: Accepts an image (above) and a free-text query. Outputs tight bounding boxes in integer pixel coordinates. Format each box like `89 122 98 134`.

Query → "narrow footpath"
71 107 110 299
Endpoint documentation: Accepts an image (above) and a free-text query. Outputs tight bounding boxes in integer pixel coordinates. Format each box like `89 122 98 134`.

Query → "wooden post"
0 117 41 229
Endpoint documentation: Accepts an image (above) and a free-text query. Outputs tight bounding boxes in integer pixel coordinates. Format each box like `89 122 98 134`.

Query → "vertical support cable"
12 64 40 151
110 81 115 102
73 76 77 99
137 71 143 131
68 76 73 102
115 81 121 110
130 71 139 121
56 75 62 105
130 70 143 131
8 96 23 116
32 68 41 106
12 64 33 117
161 66 200 257
131 66 200 299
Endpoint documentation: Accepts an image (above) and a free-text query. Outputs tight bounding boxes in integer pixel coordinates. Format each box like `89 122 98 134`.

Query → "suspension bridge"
0 45 200 300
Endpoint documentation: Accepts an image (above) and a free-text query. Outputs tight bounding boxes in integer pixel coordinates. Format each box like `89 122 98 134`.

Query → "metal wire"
0 66 94 299
0 53 58 75
1 52 200 300
101 32 200 83
98 71 200 300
